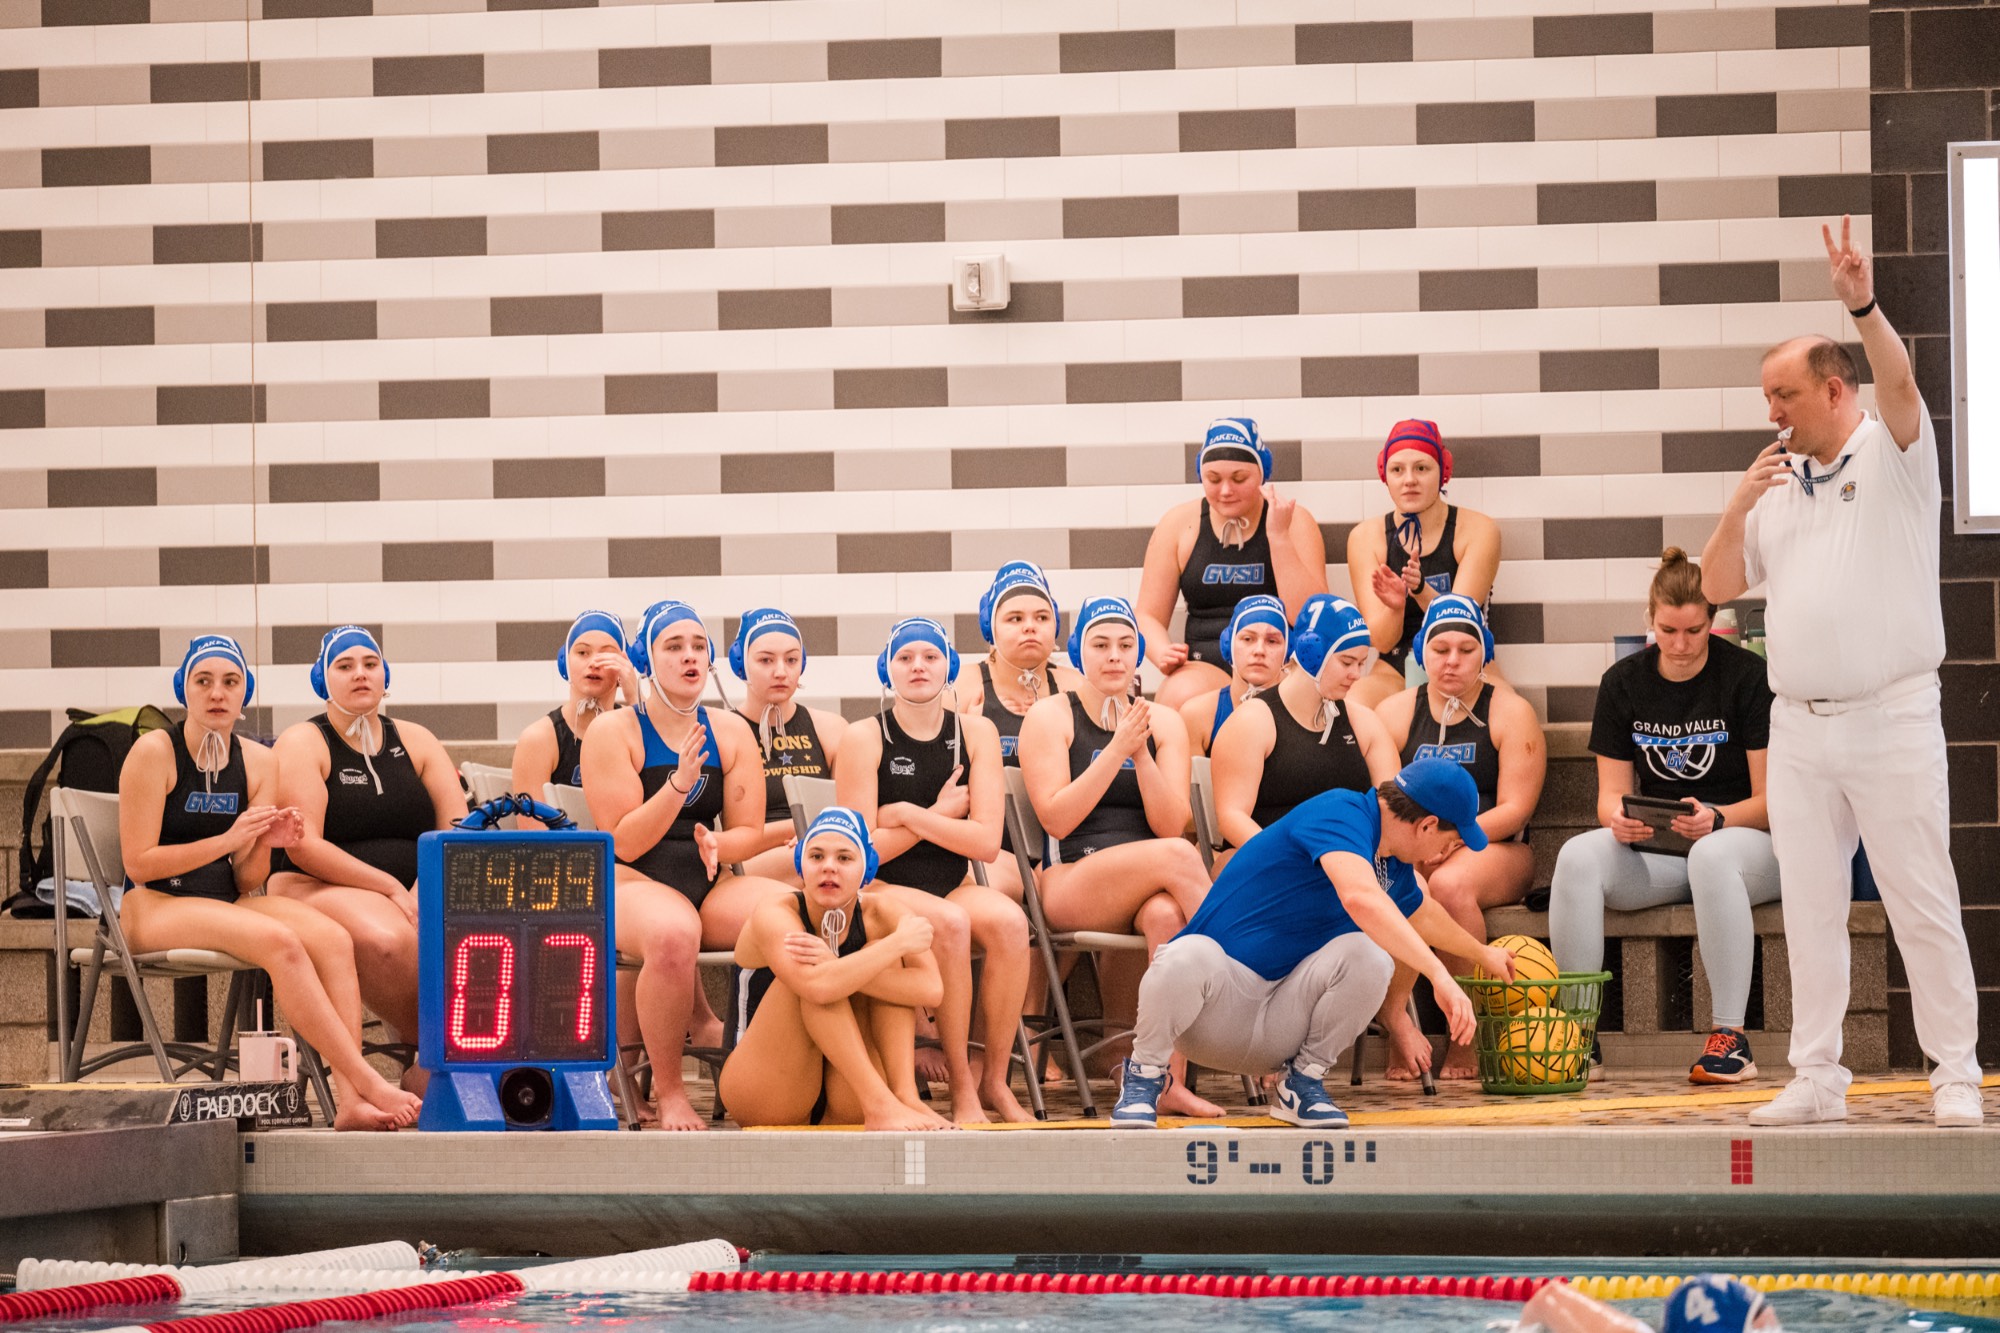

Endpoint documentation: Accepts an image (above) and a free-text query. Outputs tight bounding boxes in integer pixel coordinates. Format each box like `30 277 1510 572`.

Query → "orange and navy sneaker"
1689 1027 1757 1084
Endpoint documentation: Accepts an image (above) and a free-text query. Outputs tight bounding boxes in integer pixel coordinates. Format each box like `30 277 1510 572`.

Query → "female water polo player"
121 635 421 1130
580 600 793 1130
1136 417 1327 712
1376 595 1545 1079
718 807 950 1131
838 616 1033 1123
1346 419 1502 709
1179 594 1290 761
1210 595 1399 854
270 627 468 1083
1017 596 1222 1117
728 607 848 883
511 609 637 806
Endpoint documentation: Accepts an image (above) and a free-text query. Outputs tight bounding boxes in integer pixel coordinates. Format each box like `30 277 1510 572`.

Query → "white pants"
1548 826 1781 1030
1768 678 1982 1092
1131 933 1394 1075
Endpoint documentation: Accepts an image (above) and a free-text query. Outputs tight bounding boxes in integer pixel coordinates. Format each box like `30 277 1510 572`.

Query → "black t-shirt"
1589 639 1772 807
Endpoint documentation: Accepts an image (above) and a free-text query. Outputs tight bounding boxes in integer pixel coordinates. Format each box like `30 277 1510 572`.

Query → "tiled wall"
1868 0 1998 1066
1 0 1871 748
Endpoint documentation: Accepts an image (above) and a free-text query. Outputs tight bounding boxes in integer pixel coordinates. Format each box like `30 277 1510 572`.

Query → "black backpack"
7 705 174 918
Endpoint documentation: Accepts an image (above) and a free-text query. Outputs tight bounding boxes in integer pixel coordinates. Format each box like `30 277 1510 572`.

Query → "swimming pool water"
14 1287 2000 1333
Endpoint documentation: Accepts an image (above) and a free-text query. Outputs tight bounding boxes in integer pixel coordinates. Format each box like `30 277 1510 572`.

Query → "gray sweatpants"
1131 932 1394 1075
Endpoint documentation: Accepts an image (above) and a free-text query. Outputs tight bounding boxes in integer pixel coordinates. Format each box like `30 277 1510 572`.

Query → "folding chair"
785 774 1047 1119
51 789 336 1118
542 782 597 830
1189 755 1225 874
460 762 516 825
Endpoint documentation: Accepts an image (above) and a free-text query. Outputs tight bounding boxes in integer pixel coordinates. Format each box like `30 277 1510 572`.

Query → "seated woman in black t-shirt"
270 627 468 1087
510 610 638 828
120 636 420 1131
1210 595 1400 865
1549 548 1780 1085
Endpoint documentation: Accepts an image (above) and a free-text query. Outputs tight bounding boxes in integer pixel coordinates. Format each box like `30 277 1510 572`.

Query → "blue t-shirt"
1178 788 1423 980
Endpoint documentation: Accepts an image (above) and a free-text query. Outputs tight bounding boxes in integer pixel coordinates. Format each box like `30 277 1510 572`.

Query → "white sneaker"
1934 1082 1985 1128
1748 1076 1847 1126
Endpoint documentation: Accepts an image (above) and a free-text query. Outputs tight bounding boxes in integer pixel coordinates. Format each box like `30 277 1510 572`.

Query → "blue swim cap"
630 600 712 678
795 805 879 885
1414 592 1494 668
730 607 805 680
1290 595 1372 678
175 633 255 705
1199 416 1272 480
309 625 387 701
1218 595 1289 669
876 616 960 689
1661 1276 1769 1333
1066 595 1146 667
979 561 1058 644
558 610 626 681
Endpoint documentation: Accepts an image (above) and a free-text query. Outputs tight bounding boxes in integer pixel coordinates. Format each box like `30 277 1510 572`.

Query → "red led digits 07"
447 933 516 1055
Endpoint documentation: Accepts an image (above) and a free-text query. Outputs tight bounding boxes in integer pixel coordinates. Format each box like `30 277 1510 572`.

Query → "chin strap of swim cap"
993 645 1046 698
819 891 860 952
1435 682 1489 748
757 702 786 762
1218 514 1253 550
192 726 230 794
334 703 385 795
1310 696 1339 746
1099 692 1124 730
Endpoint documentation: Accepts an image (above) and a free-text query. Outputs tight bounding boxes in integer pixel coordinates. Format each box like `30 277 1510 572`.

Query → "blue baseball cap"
1290 594 1372 679
1662 1277 1770 1333
1392 758 1487 851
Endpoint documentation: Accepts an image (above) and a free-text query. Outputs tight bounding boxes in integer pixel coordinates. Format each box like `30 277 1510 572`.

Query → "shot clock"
416 796 619 1132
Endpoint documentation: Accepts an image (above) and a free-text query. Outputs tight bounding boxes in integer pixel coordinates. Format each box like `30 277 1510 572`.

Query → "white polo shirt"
1742 404 1944 702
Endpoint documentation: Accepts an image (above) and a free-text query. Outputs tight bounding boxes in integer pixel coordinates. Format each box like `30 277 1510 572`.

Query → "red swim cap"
1378 419 1452 485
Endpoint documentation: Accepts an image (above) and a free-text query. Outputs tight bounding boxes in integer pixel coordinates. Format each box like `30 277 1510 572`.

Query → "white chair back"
542 782 598 831
461 761 513 805
51 787 123 888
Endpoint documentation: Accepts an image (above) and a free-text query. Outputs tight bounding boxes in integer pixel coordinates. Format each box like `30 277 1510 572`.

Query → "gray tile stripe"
0 262 1839 348
4 5 1871 68
0 349 1814 429
2 176 1864 271
13 92 1868 185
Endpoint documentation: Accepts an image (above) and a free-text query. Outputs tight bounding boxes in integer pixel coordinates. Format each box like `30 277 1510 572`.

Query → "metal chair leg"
1014 1020 1046 1120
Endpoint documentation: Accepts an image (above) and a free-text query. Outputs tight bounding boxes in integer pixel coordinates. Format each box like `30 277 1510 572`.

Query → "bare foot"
333 1099 406 1131
948 1082 991 1124
649 1091 708 1130
865 1101 953 1132
914 1046 950 1086
898 1093 954 1129
687 1016 725 1051
359 1080 424 1126
1438 1042 1480 1081
980 1075 1036 1124
1384 1018 1436 1083
1160 1083 1226 1119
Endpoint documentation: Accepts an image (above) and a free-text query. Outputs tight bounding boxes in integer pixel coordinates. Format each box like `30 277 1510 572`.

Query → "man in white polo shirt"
1701 216 1984 1129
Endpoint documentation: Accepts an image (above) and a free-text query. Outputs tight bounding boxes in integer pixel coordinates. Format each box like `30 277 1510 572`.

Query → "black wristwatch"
1707 803 1725 829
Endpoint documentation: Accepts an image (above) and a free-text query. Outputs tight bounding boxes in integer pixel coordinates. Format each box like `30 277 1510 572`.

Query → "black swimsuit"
1382 505 1463 676
1179 499 1279 666
979 660 1056 766
724 891 870 1055
547 707 585 788
873 708 969 896
1245 698 1372 837
1046 694 1156 866
275 715 433 889
618 704 726 906
147 727 248 901
737 705 831 824
1398 682 1512 832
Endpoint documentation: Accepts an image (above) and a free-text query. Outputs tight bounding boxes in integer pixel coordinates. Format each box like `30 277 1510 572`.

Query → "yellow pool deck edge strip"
743 1074 2000 1130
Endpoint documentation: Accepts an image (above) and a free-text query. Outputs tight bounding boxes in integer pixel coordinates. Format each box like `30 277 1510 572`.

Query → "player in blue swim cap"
1136 417 1330 713
1179 593 1290 762
1374 595 1546 1082
728 607 851 884
510 610 638 824
269 626 468 1101
122 635 422 1132
1209 595 1400 870
1504 1274 1780 1332
718 806 951 1131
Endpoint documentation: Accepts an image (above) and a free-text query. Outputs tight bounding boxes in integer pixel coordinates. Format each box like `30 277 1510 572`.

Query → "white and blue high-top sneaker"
1110 1059 1170 1126
1272 1060 1346 1127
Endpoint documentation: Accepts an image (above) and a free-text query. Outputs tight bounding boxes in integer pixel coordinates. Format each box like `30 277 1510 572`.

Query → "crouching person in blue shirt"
1112 758 1517 1127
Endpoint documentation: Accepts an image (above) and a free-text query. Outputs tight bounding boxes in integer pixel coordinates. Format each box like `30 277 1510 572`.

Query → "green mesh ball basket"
1453 971 1610 1095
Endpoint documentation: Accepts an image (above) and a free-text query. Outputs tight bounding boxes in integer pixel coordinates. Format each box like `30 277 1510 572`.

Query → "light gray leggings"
1547 826 1782 1031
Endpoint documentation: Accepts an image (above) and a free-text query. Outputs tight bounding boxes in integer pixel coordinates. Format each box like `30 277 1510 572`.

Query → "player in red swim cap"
1346 419 1503 709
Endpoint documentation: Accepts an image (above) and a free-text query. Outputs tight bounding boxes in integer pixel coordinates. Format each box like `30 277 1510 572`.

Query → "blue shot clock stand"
417 795 620 1132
